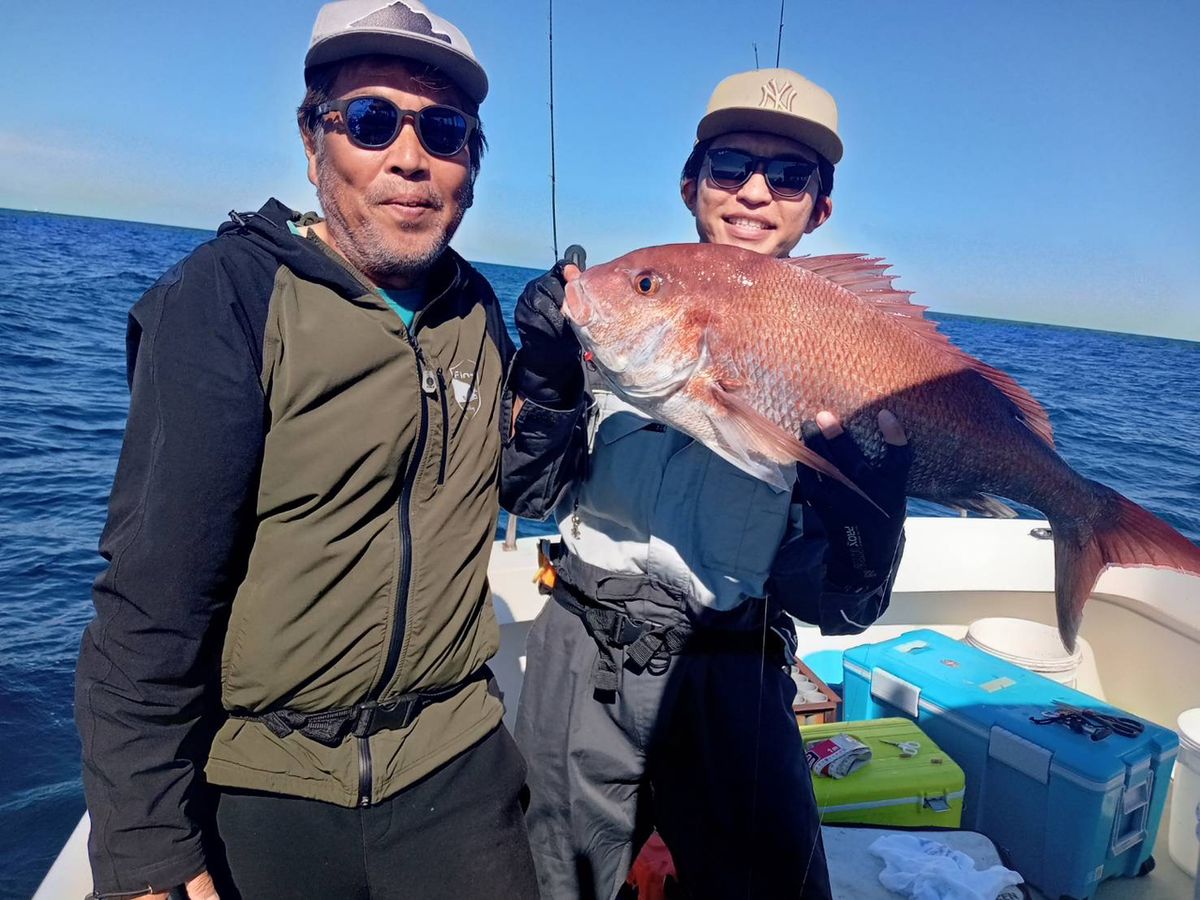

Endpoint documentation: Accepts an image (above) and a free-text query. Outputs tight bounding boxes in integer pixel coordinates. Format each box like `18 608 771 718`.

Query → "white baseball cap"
305 0 488 104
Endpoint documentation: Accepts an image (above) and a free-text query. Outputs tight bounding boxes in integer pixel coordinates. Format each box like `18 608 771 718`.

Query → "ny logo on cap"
351 1 452 45
758 79 796 112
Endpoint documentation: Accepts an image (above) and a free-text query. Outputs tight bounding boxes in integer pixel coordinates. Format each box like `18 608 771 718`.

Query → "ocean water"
0 207 1197 897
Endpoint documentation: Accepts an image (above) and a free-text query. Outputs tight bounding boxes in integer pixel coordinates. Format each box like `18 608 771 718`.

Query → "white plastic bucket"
1168 708 1200 877
964 617 1084 687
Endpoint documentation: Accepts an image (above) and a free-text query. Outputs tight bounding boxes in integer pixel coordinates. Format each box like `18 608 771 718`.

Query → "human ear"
805 195 833 234
301 128 320 188
680 178 698 215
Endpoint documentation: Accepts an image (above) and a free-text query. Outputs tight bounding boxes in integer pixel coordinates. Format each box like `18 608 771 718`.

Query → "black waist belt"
550 572 778 695
234 666 492 748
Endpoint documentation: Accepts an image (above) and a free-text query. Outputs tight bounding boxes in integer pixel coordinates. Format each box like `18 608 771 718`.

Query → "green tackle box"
799 717 965 828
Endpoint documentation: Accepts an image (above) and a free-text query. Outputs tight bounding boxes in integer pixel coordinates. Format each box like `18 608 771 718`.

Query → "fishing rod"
506 0 561 553
548 0 560 260
775 0 786 66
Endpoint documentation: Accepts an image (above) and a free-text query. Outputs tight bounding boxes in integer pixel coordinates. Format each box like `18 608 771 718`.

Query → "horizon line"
2 205 1196 347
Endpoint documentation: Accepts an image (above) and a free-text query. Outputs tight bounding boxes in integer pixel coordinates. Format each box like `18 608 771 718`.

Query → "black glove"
794 419 911 591
514 244 587 407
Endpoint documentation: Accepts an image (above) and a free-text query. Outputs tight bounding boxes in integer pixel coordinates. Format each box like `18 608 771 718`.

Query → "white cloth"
869 834 1023 900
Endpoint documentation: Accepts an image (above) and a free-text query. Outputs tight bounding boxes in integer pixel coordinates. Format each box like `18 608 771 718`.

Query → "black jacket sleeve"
74 241 268 894
499 348 589 521
766 502 906 635
476 265 587 521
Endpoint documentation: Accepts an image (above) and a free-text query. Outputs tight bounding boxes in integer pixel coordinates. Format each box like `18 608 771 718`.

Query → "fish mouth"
563 278 698 402
563 279 595 328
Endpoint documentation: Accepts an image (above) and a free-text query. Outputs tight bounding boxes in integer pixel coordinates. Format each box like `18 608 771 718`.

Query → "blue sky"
2 1 1197 339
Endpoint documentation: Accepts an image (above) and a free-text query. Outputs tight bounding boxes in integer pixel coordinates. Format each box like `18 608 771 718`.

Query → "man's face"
682 131 831 259
303 58 474 289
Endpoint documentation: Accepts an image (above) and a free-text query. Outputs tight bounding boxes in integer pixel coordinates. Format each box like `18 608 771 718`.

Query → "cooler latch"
871 669 921 718
1110 765 1154 856
988 726 1051 784
923 794 951 813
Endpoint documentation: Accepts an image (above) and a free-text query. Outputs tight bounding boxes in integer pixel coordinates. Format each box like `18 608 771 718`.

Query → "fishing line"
751 13 794 889
745 599 769 899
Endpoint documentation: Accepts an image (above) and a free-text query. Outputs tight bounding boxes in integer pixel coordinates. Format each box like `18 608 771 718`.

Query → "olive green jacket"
77 200 522 893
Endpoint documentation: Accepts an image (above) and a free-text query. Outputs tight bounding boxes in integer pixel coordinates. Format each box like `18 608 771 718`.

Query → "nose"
383 114 428 177
736 169 773 205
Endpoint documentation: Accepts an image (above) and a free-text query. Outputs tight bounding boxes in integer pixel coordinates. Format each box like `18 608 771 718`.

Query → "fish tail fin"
1051 486 1200 651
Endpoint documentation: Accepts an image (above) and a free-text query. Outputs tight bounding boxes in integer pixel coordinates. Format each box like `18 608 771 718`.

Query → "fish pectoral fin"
717 376 748 393
707 384 882 511
706 432 795 491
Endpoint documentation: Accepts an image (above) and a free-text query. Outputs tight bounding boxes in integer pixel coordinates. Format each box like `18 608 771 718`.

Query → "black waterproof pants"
214 725 539 899
515 597 833 900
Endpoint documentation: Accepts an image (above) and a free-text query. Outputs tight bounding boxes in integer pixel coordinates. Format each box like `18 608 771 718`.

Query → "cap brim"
697 107 842 164
305 31 488 104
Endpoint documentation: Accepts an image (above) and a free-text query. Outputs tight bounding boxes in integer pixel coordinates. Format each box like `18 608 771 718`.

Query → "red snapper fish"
561 243 1200 649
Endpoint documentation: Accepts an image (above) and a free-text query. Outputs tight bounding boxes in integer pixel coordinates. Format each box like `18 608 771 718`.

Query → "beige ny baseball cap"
696 68 842 164
305 0 488 104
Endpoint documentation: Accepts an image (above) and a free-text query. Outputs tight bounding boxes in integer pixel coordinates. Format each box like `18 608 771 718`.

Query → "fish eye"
634 272 662 296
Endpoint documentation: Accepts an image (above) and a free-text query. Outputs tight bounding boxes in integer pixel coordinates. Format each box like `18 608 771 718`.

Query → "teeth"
727 217 769 230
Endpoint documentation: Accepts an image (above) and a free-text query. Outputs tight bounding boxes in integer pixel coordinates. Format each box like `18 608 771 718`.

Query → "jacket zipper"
305 260 460 810
357 736 372 808
436 368 449 485
357 334 434 807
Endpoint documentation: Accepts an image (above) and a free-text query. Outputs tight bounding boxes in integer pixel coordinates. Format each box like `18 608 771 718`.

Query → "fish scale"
563 242 1200 648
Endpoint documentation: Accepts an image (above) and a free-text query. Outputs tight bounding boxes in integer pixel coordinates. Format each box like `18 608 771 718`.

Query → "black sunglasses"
315 96 477 157
704 148 821 198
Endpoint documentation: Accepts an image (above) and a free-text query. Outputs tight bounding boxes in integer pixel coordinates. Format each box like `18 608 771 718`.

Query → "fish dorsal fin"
783 254 932 333
782 254 1055 448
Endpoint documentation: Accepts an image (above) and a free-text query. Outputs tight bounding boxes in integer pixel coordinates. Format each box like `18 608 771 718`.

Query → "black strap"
545 542 788 694
233 666 492 748
552 584 690 692
552 580 778 695
542 539 687 611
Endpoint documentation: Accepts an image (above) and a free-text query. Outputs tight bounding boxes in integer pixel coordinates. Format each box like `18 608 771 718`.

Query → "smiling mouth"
723 216 775 232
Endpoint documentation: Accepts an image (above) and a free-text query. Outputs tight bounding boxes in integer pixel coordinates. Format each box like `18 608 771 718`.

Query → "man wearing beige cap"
505 68 909 898
75 3 553 898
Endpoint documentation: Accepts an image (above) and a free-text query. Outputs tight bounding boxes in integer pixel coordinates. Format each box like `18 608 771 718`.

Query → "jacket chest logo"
449 360 480 417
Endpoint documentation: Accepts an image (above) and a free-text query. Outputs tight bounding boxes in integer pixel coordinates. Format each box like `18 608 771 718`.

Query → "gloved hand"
514 244 587 407
794 410 911 590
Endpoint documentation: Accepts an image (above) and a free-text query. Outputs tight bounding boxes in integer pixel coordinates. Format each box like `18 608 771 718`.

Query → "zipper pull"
409 335 436 396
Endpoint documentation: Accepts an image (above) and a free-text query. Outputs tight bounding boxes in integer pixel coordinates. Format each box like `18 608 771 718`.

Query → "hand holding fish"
513 245 587 406
796 410 911 590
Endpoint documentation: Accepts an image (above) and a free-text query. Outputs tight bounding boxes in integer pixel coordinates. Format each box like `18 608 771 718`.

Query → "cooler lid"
846 630 1179 786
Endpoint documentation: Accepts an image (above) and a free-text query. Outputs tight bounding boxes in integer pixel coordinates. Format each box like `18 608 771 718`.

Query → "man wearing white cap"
75 3 553 898
505 68 910 898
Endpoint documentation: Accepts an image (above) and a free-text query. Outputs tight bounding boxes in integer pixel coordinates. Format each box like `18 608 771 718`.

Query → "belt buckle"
351 702 378 738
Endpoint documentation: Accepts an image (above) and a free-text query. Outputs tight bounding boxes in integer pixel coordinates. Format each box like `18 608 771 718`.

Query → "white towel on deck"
869 834 1023 900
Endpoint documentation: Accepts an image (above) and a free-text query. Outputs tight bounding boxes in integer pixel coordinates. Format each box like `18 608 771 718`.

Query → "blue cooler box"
842 629 1178 900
